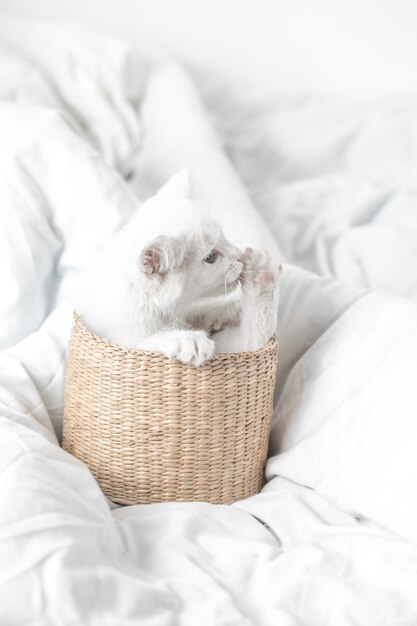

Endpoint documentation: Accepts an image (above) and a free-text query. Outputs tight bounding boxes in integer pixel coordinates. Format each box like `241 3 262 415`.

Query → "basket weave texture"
62 313 278 505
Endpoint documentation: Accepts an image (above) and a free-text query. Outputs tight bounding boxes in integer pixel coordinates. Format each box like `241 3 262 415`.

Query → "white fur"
78 171 281 365
213 247 282 353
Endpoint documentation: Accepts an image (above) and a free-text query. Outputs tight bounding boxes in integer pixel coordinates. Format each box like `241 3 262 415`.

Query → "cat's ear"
140 236 184 276
156 170 192 201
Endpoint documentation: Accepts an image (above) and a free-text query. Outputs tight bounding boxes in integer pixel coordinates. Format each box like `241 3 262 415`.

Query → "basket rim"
72 311 277 361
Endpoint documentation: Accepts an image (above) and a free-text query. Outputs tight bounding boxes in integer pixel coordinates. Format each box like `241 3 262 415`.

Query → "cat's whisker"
224 281 237 326
238 284 253 311
225 280 244 326
231 287 246 324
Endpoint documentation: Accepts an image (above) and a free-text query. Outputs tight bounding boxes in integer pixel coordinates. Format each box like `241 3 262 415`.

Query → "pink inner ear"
142 247 160 275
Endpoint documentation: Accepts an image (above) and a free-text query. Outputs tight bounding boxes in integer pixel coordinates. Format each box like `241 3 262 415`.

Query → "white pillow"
269 290 417 544
0 104 137 349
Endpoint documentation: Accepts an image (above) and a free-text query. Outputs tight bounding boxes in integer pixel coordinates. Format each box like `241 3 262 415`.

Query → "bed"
1 15 417 625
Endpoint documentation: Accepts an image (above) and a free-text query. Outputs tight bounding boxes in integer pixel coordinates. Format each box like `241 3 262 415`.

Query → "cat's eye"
204 251 217 264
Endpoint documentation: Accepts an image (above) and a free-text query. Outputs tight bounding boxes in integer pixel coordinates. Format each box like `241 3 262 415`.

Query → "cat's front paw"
163 331 215 367
200 309 240 333
242 247 282 293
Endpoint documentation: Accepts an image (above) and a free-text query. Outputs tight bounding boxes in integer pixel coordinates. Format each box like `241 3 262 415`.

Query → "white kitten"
77 171 281 365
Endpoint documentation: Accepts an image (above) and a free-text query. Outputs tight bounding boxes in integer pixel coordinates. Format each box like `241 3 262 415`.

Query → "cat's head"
128 171 243 313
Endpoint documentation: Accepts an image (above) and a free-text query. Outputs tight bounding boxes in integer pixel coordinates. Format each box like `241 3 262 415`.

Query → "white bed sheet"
1 16 417 626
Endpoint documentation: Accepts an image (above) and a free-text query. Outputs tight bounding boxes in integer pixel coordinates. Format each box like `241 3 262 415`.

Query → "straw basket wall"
62 313 278 505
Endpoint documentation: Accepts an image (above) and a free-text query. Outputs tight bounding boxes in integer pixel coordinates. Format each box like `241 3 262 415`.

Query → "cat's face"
139 220 243 303
183 221 243 300
132 170 243 312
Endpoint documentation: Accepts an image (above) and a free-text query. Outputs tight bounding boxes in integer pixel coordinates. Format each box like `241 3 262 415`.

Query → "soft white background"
2 6 417 624
1 0 417 98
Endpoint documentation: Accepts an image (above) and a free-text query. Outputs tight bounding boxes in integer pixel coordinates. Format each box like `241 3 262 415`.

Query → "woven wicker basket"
62 313 278 505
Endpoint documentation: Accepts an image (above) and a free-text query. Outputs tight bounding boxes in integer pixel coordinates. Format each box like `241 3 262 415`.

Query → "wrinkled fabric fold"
1 15 416 626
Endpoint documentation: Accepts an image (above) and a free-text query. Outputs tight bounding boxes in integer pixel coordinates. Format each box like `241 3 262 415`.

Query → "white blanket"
1 16 417 625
